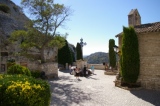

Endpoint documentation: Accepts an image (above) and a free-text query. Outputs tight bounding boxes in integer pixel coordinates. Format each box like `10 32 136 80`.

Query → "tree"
58 40 73 66
10 29 66 61
121 26 140 83
10 0 72 62
68 44 76 62
109 39 116 71
71 50 75 62
76 43 82 60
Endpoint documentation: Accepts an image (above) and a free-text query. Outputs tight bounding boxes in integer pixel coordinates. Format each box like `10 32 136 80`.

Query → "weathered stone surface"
41 62 58 78
0 0 29 37
44 47 58 62
137 32 160 90
76 60 87 69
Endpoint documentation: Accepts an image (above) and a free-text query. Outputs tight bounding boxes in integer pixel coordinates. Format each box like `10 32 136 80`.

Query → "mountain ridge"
84 52 109 64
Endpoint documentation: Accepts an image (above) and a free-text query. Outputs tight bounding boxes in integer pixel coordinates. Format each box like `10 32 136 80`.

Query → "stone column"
66 63 68 70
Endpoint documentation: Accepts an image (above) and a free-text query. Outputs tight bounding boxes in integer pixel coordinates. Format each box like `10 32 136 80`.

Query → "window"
1 52 8 56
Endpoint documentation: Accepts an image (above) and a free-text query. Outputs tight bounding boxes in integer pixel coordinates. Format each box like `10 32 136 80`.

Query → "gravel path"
49 69 160 106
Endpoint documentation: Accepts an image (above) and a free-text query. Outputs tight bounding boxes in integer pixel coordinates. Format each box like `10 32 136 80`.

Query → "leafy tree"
121 26 140 83
9 0 72 62
58 40 73 66
10 29 66 61
76 43 82 60
109 39 116 70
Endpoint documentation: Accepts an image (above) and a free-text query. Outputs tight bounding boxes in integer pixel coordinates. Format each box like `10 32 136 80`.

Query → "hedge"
0 74 51 106
120 26 140 83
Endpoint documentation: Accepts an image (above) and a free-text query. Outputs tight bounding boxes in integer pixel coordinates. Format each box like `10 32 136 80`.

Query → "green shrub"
0 4 10 13
109 39 116 69
121 26 140 83
0 74 51 106
31 70 41 78
7 64 31 76
7 59 16 68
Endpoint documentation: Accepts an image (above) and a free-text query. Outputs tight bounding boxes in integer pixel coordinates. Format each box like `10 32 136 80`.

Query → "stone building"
115 9 160 90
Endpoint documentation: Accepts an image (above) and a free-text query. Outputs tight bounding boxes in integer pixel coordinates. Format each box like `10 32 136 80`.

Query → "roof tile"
115 22 160 37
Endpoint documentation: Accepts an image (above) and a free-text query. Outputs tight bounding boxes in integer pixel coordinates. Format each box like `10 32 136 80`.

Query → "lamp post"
80 38 87 59
113 45 121 80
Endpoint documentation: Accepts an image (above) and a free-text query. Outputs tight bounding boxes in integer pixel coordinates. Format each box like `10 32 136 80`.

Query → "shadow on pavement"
86 76 99 80
130 89 160 106
49 76 91 106
59 69 70 73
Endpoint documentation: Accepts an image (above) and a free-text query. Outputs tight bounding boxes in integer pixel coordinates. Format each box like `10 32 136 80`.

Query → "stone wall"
40 62 58 78
75 60 105 70
44 47 58 62
0 56 58 78
76 60 87 69
87 64 105 70
137 32 160 90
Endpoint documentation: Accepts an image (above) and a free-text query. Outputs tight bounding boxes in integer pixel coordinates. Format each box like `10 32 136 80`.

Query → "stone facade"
137 32 160 90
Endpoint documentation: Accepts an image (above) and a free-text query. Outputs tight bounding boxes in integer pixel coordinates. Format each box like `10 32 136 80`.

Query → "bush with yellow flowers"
0 74 51 106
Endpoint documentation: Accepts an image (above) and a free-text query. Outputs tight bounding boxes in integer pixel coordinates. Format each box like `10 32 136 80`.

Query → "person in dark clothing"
83 65 87 77
75 67 80 79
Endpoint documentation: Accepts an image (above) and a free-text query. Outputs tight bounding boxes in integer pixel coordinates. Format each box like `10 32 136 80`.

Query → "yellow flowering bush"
0 74 51 106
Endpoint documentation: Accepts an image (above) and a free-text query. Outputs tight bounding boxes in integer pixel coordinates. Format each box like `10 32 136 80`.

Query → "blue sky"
11 0 160 55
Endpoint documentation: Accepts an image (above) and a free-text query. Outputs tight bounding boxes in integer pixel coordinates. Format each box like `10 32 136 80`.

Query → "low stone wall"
87 64 105 70
0 56 58 79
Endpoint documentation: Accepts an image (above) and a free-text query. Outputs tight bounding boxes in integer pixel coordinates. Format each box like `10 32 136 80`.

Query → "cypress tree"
71 50 76 62
76 43 82 60
121 26 140 83
58 40 73 66
109 39 116 70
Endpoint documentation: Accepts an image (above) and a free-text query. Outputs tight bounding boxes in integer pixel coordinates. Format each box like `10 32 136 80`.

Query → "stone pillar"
76 59 87 69
66 63 68 70
41 62 58 79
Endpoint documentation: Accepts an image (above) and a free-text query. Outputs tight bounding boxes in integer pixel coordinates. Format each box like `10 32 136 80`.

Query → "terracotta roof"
134 22 160 33
115 22 160 37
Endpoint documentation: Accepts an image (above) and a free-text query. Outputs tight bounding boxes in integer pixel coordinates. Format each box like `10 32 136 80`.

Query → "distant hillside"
84 52 109 64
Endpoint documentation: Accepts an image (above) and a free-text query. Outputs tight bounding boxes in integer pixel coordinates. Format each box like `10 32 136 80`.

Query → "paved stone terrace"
49 69 160 106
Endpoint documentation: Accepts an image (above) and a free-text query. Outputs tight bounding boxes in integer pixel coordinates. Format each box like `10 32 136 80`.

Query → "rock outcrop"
0 0 29 38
